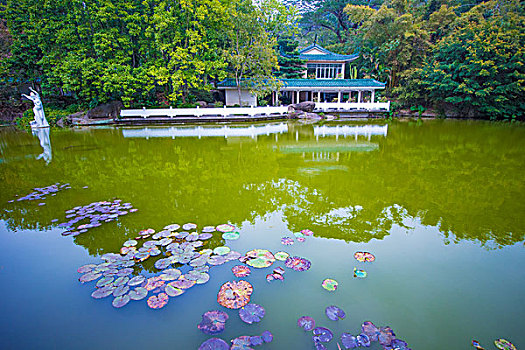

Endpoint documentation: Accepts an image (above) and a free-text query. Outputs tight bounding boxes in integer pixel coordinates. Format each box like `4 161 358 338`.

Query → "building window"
307 63 343 79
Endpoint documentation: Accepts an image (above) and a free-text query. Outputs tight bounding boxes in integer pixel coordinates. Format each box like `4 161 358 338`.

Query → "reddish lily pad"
217 280 253 309
354 251 375 262
285 256 311 271
144 277 165 291
147 292 169 309
261 331 273 343
301 229 314 236
232 265 252 277
239 303 265 324
297 316 316 331
361 321 380 341
281 237 294 245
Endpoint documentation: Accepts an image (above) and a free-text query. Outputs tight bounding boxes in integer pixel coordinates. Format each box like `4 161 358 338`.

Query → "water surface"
0 120 523 349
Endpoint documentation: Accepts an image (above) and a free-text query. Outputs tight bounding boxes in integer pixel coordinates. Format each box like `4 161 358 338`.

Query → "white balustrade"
314 102 390 112
121 106 289 119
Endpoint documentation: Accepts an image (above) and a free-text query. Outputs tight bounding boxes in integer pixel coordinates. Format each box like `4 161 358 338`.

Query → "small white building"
218 44 386 107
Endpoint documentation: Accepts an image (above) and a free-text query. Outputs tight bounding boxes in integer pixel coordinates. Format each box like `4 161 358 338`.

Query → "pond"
0 120 523 350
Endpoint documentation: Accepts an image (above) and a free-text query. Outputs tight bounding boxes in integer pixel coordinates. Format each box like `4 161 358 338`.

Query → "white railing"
122 123 289 139
315 102 390 112
314 125 388 139
120 106 289 119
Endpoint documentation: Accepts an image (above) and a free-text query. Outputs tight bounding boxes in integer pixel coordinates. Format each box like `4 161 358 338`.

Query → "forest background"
0 0 524 123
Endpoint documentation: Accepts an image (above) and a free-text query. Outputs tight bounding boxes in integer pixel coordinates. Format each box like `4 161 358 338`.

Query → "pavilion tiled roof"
298 44 358 62
217 78 385 89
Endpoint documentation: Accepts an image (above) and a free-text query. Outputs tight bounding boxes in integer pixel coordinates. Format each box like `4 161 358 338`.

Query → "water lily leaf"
245 249 275 268
113 284 129 297
112 295 130 308
325 305 346 321
79 272 102 283
281 237 294 245
494 339 517 350
159 238 173 246
274 251 289 261
160 268 182 281
164 224 180 231
155 258 172 270
224 251 242 261
322 279 339 292
77 264 96 273
261 331 273 343
199 233 213 240
297 316 316 331
170 278 196 289
354 251 375 262
128 287 148 300
117 268 134 277
300 229 314 236
284 257 311 271
182 223 197 231
128 275 146 286
391 339 411 350
147 293 169 309
91 286 115 299
313 327 333 343
198 310 229 335
173 231 189 239
356 333 371 347
114 276 130 287
222 231 240 240
232 265 252 278
123 240 138 247
239 303 265 324
165 283 185 297
213 246 231 256
249 336 263 346
216 224 235 233
231 336 253 350
273 267 285 275
361 321 380 341
96 277 114 288
186 232 200 241
202 226 216 233
145 277 165 291
217 280 253 309
198 338 229 350
353 268 367 278
341 333 358 349
378 327 396 347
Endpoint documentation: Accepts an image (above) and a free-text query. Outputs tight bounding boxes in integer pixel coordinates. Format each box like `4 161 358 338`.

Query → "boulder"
288 101 315 113
86 101 123 119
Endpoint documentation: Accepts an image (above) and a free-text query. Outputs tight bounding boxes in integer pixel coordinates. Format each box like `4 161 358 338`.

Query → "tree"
276 37 305 79
419 1 525 118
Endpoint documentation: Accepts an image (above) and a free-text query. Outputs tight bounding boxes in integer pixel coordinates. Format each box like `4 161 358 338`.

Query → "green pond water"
0 120 523 350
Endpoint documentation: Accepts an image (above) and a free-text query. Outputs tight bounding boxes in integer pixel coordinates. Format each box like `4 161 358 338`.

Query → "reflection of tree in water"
1 120 525 257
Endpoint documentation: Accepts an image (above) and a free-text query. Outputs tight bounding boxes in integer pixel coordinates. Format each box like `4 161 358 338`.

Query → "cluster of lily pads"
353 251 375 279
58 199 137 236
472 338 517 350
281 229 314 245
297 305 412 349
77 222 243 309
8 182 71 204
199 331 273 350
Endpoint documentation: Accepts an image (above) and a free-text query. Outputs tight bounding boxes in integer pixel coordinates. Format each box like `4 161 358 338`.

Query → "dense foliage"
1 0 523 119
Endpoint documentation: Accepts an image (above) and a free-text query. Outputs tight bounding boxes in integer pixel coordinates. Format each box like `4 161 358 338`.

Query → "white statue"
32 127 52 164
22 87 49 128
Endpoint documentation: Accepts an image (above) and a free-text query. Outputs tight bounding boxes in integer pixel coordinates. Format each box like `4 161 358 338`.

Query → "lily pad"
145 277 165 291
216 224 235 233
249 336 263 346
198 338 229 350
113 276 129 286
79 272 102 283
224 251 242 261
378 327 396 347
77 264 96 273
273 267 285 275
300 229 314 236
231 336 253 350
198 310 229 335
91 286 115 299
155 258 172 270
313 327 333 343
96 276 114 288
128 275 146 286
391 339 412 350
182 223 197 231
294 232 305 238
274 251 289 261
222 231 240 240
354 251 375 262
202 226 216 233
165 283 185 297
217 280 253 309
281 237 294 245
284 256 311 271
239 303 265 324
170 278 196 289
356 333 371 347
123 240 138 247
112 294 130 308
361 321 380 341
245 249 276 269
232 265 252 278
261 331 273 343
160 268 182 281
296 237 306 243
322 279 338 292
147 292 169 309
353 268 367 278
113 284 129 297
297 316 316 331
186 232 200 241
199 233 214 240
128 287 148 300
213 246 230 256
164 224 180 231
341 333 358 349
494 339 517 350
325 305 346 321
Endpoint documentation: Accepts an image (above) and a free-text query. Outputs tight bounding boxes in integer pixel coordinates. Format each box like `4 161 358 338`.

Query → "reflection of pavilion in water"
282 124 388 163
121 123 288 139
